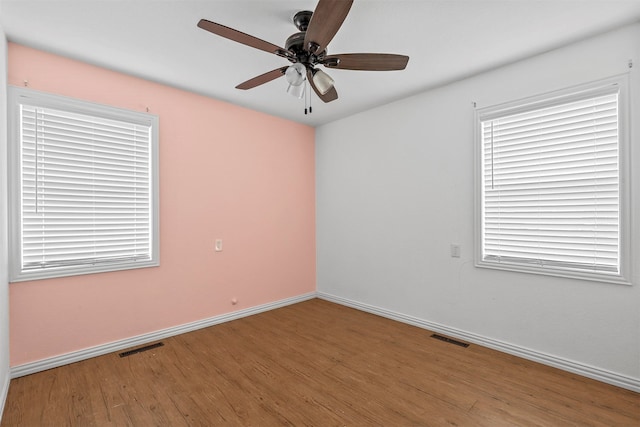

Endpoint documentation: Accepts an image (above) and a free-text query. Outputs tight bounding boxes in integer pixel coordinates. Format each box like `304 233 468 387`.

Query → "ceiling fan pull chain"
304 79 309 114
308 79 312 114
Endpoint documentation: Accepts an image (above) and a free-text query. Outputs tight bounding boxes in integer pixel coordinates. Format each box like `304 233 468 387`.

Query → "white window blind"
9 87 159 281
480 87 621 277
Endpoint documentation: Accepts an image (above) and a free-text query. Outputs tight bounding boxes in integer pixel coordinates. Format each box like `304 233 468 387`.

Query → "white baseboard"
317 291 640 393
0 370 9 422
11 290 639 393
11 292 316 378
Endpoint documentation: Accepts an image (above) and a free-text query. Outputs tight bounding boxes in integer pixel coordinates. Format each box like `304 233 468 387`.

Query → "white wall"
316 23 640 390
0 19 11 419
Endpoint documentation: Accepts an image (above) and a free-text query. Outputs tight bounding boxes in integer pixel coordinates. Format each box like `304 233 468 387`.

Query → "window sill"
474 259 632 286
9 260 160 283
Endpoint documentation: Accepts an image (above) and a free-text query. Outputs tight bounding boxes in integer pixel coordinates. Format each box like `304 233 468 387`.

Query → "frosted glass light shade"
312 69 334 95
286 83 305 99
285 63 306 86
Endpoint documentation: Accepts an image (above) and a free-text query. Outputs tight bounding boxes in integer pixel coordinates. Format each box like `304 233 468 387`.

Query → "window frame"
8 86 160 282
474 75 631 285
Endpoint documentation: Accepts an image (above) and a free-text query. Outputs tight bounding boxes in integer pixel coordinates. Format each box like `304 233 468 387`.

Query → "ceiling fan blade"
304 0 353 54
198 19 286 57
236 67 289 90
323 53 409 71
307 69 338 103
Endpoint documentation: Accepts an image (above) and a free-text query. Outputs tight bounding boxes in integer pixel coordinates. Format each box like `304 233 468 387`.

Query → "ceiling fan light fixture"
311 69 335 95
286 83 306 99
285 63 306 86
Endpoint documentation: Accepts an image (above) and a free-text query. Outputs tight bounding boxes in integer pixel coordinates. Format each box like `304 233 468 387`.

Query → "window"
475 77 630 284
8 87 159 282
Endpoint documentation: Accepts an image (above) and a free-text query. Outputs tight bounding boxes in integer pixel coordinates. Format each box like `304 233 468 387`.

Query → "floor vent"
431 334 469 348
119 342 164 358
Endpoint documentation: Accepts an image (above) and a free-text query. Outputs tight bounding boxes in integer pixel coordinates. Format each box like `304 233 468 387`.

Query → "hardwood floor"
2 299 639 426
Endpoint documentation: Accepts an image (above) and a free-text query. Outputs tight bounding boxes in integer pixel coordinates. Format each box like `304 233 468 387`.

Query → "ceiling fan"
197 0 409 106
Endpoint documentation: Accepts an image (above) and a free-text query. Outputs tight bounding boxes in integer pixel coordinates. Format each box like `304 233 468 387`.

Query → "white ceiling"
2 0 640 126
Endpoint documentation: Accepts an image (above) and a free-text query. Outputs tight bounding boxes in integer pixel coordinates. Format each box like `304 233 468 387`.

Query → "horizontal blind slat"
20 102 153 273
480 90 620 275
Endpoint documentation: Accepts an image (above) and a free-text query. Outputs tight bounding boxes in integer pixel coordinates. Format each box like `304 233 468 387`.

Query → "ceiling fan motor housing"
285 32 326 65
286 11 327 66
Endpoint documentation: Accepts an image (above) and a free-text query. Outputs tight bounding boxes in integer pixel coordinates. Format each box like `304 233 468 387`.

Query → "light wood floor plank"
2 299 638 426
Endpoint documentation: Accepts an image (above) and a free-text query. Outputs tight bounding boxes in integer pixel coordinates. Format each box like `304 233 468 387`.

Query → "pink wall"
7 43 316 366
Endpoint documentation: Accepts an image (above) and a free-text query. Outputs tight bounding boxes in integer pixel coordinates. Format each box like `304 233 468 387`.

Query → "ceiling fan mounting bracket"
293 10 313 31
275 48 295 61
322 57 340 67
307 42 321 55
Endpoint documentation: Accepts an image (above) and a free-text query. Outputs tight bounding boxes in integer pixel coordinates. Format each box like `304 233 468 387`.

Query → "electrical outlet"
215 239 223 252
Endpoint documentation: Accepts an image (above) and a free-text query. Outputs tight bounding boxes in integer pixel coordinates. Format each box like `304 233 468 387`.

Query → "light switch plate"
450 244 461 258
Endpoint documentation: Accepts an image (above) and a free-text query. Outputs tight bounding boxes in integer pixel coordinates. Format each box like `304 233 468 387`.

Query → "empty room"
0 0 639 425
